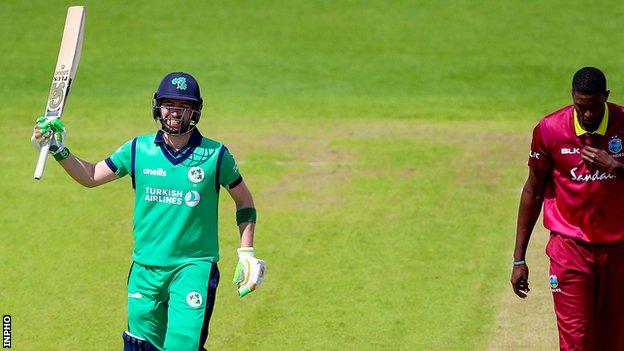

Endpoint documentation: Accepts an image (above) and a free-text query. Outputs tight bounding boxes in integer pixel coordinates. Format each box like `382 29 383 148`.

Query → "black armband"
236 208 256 225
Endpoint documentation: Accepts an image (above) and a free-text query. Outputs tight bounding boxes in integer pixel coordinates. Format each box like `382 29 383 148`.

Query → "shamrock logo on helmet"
171 77 187 90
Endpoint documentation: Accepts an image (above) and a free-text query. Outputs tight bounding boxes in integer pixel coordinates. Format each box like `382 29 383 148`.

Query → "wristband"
237 247 254 259
53 147 71 161
236 208 256 225
513 259 526 266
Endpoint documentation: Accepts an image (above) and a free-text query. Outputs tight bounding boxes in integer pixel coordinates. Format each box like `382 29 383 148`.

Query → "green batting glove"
232 247 266 298
31 116 70 161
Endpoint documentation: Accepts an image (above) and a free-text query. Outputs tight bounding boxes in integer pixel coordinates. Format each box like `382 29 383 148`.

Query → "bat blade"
34 6 86 180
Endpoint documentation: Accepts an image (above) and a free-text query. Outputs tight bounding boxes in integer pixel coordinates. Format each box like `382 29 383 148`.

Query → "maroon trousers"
546 233 624 351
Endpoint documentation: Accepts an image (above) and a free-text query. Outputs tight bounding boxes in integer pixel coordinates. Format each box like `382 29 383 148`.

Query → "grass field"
2 1 624 349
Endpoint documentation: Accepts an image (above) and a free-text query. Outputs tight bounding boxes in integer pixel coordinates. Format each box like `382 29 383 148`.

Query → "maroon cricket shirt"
528 102 624 243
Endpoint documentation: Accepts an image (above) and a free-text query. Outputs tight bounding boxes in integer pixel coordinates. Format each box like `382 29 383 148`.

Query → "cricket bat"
34 6 86 180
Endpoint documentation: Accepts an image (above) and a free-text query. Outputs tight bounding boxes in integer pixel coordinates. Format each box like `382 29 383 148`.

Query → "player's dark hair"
572 67 607 94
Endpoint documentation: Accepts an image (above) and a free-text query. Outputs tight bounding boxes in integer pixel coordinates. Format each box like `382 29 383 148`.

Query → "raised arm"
31 116 120 187
58 156 119 188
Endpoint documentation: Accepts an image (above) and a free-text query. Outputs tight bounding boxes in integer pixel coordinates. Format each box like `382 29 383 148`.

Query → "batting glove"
232 247 266 298
31 116 70 161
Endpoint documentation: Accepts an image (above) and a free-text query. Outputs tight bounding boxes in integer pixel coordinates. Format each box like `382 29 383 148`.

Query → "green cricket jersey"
105 129 242 267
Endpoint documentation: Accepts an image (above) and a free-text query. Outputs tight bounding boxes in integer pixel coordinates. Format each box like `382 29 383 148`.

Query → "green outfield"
1 1 622 349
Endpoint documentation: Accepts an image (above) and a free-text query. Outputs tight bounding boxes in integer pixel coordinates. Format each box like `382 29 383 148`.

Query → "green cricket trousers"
126 260 220 351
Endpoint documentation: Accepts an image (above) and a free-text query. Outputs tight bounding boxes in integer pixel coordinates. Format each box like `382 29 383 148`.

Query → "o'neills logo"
570 167 616 182
143 168 167 177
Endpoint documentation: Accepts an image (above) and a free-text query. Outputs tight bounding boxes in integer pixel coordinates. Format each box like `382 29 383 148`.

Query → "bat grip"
34 142 51 180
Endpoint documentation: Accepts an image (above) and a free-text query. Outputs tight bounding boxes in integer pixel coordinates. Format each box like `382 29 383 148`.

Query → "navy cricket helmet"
152 72 203 135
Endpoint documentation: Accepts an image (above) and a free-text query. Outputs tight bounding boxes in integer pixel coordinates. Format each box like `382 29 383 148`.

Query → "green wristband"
236 208 257 225
53 147 71 161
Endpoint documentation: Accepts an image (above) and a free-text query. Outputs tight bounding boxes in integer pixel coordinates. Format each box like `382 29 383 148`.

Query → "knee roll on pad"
123 331 158 351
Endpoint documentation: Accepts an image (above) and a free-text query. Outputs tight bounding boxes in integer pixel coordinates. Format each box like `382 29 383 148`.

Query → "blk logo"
561 148 580 155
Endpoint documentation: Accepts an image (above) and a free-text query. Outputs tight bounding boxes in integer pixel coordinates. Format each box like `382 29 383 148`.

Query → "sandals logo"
570 167 616 182
171 77 187 90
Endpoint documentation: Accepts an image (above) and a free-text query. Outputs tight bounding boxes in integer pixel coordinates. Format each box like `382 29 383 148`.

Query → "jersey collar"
154 129 203 165
154 129 202 147
574 103 609 136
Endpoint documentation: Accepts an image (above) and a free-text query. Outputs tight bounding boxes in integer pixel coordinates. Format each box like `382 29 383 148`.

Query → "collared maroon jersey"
528 102 624 243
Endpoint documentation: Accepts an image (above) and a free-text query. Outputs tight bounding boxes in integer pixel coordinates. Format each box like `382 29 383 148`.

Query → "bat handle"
34 142 51 180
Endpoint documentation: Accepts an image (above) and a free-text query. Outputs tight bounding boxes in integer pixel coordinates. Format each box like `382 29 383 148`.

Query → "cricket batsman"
31 72 266 351
511 67 624 350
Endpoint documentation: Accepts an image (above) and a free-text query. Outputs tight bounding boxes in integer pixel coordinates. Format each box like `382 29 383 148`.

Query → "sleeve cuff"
105 157 118 173
227 175 243 189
